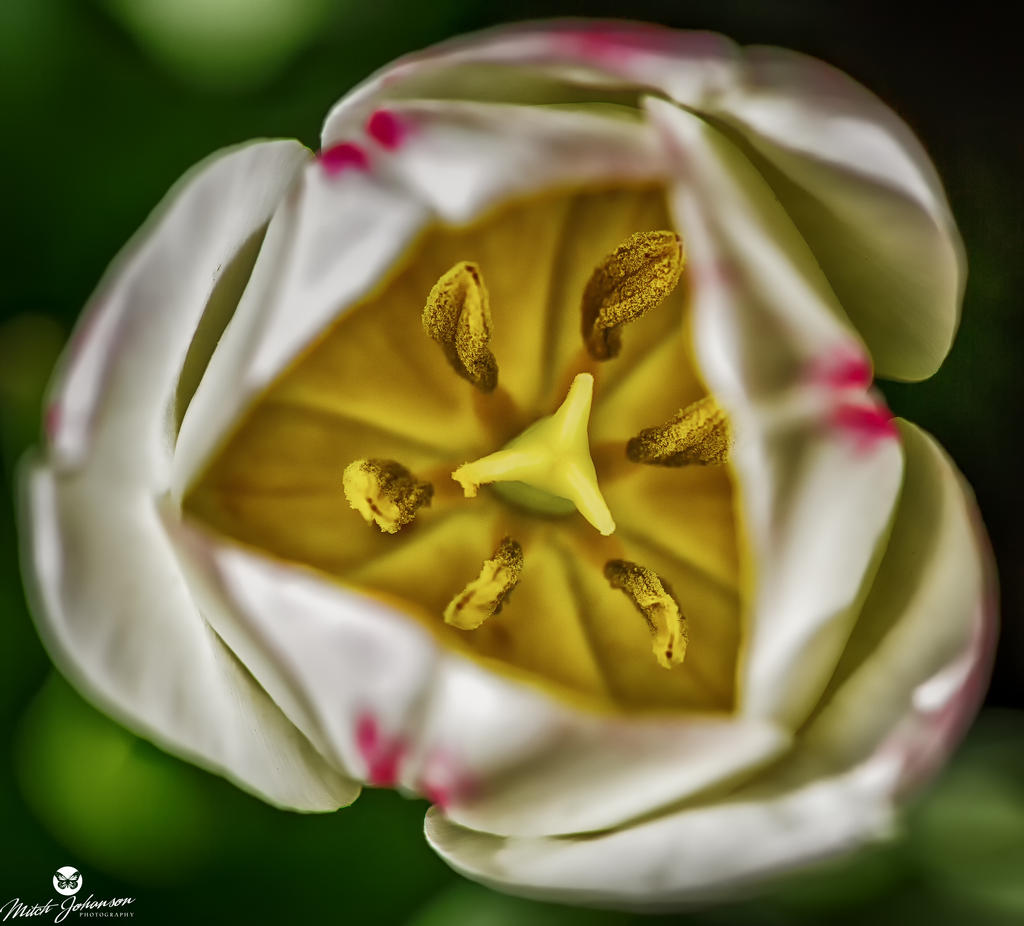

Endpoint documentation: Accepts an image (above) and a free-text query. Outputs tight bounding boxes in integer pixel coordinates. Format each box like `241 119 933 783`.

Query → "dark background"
2 1 1021 923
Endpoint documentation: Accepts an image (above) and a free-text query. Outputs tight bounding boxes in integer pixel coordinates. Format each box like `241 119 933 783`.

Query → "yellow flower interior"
184 185 742 715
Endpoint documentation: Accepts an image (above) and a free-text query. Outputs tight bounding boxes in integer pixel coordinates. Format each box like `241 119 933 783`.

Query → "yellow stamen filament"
627 395 732 467
444 537 523 630
342 458 433 534
605 559 688 669
581 230 684 360
452 373 616 536
422 261 498 392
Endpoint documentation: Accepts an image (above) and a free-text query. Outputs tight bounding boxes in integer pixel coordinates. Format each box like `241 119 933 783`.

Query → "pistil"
451 373 616 536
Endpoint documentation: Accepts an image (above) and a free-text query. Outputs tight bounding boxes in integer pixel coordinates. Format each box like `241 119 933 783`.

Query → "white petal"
327 23 964 379
707 46 965 381
425 757 901 910
795 421 996 790
171 158 430 499
27 140 357 808
320 24 734 137
173 523 788 836
21 465 357 810
649 99 904 728
323 100 669 224
415 660 788 838
47 140 308 474
168 520 441 782
422 416 993 909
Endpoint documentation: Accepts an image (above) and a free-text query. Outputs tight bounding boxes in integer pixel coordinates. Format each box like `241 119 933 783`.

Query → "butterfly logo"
53 866 83 896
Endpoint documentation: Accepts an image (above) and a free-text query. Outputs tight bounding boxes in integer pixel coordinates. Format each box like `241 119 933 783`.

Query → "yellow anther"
605 559 688 669
627 395 732 467
451 373 616 536
581 230 684 360
342 458 433 534
422 261 498 392
444 537 523 630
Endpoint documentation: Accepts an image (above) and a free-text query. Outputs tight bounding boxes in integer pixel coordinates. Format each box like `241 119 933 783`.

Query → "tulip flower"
21 21 995 909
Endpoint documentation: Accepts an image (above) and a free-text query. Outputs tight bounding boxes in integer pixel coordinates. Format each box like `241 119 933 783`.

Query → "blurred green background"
1 1 1021 923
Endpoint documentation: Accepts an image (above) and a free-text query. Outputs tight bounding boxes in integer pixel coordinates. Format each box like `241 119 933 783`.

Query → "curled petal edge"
422 423 996 909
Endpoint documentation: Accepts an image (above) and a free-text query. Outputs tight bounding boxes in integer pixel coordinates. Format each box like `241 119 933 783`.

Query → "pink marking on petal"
44 402 61 440
550 23 678 64
809 348 873 390
832 400 899 450
417 750 476 811
557 32 635 64
890 560 997 796
355 713 406 787
422 784 456 812
365 109 406 151
687 259 740 292
318 142 369 175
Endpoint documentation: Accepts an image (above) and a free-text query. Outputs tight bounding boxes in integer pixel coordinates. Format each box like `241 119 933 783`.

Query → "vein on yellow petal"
589 315 703 448
605 458 738 589
547 535 626 703
264 398 454 458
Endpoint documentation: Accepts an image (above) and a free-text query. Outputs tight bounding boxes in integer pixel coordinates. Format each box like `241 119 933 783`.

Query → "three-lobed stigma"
451 373 616 536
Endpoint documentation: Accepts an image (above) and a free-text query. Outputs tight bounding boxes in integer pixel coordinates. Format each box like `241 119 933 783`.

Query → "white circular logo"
53 867 82 896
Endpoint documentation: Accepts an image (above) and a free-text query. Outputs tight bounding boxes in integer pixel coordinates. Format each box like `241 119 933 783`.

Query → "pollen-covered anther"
342 458 433 534
605 559 688 669
626 395 732 466
444 537 523 630
422 261 498 392
581 230 684 360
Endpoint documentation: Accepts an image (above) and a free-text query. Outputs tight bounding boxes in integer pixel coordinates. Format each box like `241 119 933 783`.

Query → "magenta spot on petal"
810 348 873 389
422 784 454 810
832 400 899 449
318 142 369 175
355 712 378 753
367 751 404 788
366 109 405 150
554 29 634 65
355 712 406 787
